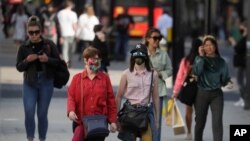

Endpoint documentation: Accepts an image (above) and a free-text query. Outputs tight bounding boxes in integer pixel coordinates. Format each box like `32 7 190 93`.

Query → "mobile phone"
38 50 43 55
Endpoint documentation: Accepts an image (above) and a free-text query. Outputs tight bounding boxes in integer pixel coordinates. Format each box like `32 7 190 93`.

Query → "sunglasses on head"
28 30 40 35
150 36 162 41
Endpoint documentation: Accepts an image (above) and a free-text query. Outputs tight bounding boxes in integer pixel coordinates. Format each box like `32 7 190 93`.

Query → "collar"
132 68 147 75
148 48 160 56
24 36 44 47
81 69 102 80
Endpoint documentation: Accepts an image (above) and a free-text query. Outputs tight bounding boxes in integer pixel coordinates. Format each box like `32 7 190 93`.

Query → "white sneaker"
185 133 192 140
234 98 245 107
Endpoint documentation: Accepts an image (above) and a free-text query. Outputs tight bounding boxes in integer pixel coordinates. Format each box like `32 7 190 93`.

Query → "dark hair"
144 27 161 46
203 35 221 57
26 16 42 29
186 38 202 64
82 47 100 60
94 24 103 33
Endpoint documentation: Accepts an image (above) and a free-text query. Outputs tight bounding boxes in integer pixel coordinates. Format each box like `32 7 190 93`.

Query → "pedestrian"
41 4 59 45
92 24 110 73
76 4 99 61
57 0 78 67
114 7 134 61
143 27 172 141
67 47 117 141
116 43 160 141
156 7 173 52
16 15 61 141
230 20 247 107
11 4 28 47
172 37 202 140
192 35 232 141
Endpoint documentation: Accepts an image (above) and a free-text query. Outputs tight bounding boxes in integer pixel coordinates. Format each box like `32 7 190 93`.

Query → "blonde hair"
26 16 42 29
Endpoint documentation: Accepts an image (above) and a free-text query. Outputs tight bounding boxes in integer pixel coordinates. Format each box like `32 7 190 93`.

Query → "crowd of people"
0 0 245 141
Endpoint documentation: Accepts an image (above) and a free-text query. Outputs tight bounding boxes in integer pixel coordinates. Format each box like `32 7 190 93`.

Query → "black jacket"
16 38 61 84
233 36 247 68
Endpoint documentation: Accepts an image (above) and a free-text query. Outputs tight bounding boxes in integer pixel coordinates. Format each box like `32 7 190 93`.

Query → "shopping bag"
165 99 174 126
172 101 186 135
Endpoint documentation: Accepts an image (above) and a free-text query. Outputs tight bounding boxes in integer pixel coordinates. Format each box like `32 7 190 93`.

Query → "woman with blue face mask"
67 47 117 141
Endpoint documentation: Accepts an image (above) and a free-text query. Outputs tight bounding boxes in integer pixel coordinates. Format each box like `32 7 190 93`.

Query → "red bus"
113 0 171 37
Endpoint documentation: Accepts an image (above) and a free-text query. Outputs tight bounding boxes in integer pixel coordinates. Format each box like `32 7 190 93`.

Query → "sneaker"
234 98 245 107
185 133 192 140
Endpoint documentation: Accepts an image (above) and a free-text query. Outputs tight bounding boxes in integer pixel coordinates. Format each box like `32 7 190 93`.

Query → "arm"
192 56 205 76
115 72 127 112
106 75 117 123
106 75 118 132
172 58 188 98
158 52 173 80
16 46 29 72
67 75 78 121
220 60 231 86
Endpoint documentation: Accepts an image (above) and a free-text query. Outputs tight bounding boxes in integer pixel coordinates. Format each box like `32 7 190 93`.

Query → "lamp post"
204 0 212 34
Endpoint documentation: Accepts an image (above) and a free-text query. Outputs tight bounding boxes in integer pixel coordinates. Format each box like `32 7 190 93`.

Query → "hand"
198 46 205 56
38 53 48 62
68 111 78 122
116 121 122 132
172 93 178 100
225 81 234 89
60 37 64 45
110 123 117 133
25 54 38 62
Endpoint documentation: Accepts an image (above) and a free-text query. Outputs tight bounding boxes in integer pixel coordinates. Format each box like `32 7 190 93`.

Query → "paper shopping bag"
165 99 174 126
172 101 186 135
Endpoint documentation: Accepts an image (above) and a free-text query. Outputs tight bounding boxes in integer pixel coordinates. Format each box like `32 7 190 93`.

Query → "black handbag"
118 71 153 132
80 75 109 139
177 75 197 106
82 115 109 138
53 59 70 88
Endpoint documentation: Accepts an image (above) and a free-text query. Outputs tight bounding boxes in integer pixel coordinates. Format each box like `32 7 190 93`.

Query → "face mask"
135 58 145 65
88 59 101 73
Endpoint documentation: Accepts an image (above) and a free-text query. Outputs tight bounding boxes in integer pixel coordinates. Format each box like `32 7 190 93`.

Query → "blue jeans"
150 96 169 141
23 72 54 140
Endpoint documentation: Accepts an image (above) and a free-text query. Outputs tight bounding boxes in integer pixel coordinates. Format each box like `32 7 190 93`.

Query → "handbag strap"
80 73 84 115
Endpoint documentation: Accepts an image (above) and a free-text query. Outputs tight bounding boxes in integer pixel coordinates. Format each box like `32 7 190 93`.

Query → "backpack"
53 59 70 88
45 40 70 89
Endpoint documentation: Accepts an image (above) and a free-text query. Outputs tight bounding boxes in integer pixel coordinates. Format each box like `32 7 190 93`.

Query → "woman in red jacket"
67 47 117 141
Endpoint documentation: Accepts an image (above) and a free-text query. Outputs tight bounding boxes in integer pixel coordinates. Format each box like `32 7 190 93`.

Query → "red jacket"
67 70 117 124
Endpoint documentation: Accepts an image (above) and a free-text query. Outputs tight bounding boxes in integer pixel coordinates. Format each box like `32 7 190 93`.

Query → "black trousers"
194 88 224 141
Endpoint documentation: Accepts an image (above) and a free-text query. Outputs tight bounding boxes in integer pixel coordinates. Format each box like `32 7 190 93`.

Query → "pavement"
0 25 250 141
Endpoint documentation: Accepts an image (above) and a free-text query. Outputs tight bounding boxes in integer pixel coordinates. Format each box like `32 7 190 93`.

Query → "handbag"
53 59 70 88
165 99 174 126
118 71 154 132
177 75 197 106
80 75 109 139
172 101 186 135
82 115 109 138
45 40 70 89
